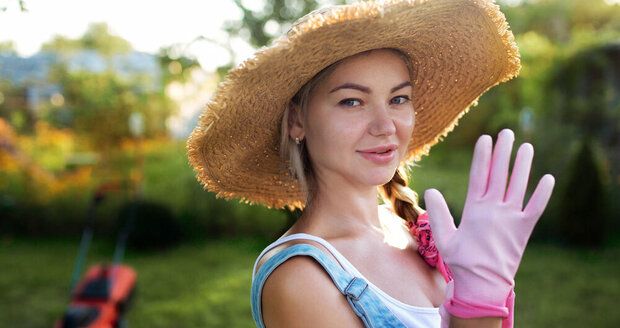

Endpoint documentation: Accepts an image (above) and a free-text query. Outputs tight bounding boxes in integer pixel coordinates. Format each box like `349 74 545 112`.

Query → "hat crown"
285 1 387 42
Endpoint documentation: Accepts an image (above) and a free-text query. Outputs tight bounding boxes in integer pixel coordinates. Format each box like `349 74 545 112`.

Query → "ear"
288 103 305 140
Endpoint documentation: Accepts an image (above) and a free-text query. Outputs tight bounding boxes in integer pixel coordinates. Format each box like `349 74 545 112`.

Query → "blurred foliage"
42 23 132 56
558 139 610 247
139 139 287 240
0 40 17 54
528 41 620 243
0 118 95 235
224 0 324 48
53 70 172 150
501 0 620 43
1 132 287 240
118 199 183 251
157 45 201 85
38 24 177 150
0 80 34 133
0 21 205 241
541 42 620 168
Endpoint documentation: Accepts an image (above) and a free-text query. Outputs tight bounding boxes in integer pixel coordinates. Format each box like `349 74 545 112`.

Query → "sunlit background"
1 0 619 327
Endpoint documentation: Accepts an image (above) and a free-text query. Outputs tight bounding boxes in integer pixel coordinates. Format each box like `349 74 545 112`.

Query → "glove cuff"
439 280 516 328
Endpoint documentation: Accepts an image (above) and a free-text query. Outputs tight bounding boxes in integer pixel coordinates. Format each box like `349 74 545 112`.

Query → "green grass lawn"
1 236 619 327
0 236 266 328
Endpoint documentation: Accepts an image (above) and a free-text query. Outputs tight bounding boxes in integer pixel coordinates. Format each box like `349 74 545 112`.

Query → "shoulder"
261 252 365 328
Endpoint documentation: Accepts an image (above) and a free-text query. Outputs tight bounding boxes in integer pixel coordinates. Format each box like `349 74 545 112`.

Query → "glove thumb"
424 188 457 253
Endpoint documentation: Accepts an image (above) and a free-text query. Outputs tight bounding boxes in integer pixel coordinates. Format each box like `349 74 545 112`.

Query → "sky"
0 0 258 71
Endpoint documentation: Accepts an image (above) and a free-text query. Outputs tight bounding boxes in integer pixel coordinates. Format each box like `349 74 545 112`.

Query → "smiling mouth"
358 144 398 154
357 148 397 165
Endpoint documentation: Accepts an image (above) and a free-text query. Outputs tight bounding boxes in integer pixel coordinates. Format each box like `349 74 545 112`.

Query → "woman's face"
297 49 415 188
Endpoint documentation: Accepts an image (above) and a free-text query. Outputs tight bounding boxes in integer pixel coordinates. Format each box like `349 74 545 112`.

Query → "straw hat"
187 0 521 211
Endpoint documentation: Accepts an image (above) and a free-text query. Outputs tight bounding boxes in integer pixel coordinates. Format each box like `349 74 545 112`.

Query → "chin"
362 170 398 187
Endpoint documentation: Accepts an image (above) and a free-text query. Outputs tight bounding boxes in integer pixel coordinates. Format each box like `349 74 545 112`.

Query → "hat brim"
187 0 521 210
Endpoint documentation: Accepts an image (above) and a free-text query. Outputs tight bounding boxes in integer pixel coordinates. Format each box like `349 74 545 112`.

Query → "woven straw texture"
187 0 521 210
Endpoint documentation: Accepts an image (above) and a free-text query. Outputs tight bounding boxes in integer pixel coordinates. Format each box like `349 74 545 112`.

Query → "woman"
187 1 555 327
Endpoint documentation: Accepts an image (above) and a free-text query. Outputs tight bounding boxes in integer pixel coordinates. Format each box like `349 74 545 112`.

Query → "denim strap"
251 243 406 328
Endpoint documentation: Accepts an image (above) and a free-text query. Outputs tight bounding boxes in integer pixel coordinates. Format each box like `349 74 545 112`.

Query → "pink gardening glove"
424 129 555 327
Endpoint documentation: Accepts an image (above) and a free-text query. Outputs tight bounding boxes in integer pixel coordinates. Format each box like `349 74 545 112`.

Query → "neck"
299 173 384 239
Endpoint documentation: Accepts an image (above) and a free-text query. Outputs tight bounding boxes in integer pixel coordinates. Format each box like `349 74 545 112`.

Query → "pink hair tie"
407 211 453 282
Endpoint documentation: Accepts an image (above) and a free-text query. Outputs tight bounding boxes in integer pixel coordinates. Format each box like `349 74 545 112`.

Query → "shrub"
558 139 609 248
117 199 183 251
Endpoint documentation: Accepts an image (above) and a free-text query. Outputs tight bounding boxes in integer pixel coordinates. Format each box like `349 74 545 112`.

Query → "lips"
357 144 398 165
358 144 398 154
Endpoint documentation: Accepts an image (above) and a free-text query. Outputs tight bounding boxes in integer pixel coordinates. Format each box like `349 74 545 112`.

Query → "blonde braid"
379 165 425 227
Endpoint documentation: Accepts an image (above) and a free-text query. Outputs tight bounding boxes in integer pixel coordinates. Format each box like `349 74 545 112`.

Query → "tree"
500 0 620 45
53 70 172 151
224 0 323 48
42 22 132 56
81 23 132 56
36 23 183 149
558 139 609 247
157 45 201 85
0 41 17 55
40 36 82 54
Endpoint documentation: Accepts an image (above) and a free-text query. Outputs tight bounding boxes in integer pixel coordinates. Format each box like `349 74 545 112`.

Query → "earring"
294 137 301 145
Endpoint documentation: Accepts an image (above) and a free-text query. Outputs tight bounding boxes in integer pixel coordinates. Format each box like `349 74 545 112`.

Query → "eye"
391 95 411 105
339 98 362 107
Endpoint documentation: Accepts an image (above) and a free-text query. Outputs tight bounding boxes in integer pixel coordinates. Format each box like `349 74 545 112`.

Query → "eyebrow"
328 81 412 94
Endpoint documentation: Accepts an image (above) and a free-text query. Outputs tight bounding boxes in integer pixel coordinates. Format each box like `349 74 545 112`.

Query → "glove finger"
467 134 493 200
485 129 515 201
523 174 555 228
504 143 534 209
424 188 457 252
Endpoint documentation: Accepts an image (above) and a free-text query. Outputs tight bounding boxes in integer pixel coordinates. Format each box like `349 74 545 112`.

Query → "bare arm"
260 254 503 328
261 256 365 328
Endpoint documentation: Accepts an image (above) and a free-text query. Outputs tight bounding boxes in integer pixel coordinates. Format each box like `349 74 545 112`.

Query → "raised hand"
424 128 555 324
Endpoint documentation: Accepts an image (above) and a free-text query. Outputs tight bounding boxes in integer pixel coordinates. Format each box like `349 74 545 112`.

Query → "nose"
368 105 396 137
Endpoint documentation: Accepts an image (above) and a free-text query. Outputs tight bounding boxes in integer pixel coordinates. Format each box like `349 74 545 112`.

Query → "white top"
252 232 441 327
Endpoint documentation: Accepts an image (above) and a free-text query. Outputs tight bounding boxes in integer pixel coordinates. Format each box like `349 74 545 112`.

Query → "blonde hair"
280 48 424 225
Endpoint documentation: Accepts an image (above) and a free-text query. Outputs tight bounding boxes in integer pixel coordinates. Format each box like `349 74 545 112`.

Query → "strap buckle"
344 277 368 301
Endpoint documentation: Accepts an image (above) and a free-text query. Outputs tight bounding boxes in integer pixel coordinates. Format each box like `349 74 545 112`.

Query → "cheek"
306 110 362 161
308 115 358 150
395 105 414 126
396 110 415 151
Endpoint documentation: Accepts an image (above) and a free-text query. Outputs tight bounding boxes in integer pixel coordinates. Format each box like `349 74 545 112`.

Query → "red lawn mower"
55 182 138 328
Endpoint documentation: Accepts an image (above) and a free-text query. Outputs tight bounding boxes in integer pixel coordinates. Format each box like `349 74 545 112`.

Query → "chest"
332 237 447 308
